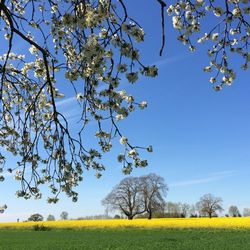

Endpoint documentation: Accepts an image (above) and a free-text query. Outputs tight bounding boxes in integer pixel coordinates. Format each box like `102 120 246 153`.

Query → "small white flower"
211 33 219 41
232 8 241 17
213 7 223 17
246 27 250 36
51 5 58 13
189 45 196 52
172 16 183 30
230 29 238 35
56 93 65 98
29 45 38 55
76 93 84 101
128 149 137 157
126 72 138 83
214 85 222 91
144 66 158 77
125 96 134 103
139 101 147 109
167 5 175 16
119 136 128 145
118 90 126 98
203 66 212 72
231 39 238 46
4 33 10 40
210 77 216 84
147 146 153 153
116 114 124 121
117 154 125 162
95 172 102 179
99 28 108 39
117 64 127 73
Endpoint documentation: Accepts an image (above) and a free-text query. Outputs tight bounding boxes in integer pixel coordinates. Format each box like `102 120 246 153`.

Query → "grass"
0 228 250 250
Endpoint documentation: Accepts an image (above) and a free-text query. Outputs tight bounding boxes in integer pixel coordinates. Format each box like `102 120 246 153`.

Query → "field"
1 218 250 249
1 217 250 229
0 228 250 250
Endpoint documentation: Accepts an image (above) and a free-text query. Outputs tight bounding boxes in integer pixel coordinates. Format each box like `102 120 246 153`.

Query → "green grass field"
0 228 250 250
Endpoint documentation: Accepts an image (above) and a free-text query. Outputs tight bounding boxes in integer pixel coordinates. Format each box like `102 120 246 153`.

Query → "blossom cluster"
167 0 249 89
0 0 155 201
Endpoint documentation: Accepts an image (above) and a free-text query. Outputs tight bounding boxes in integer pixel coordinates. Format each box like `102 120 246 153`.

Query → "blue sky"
1 1 250 222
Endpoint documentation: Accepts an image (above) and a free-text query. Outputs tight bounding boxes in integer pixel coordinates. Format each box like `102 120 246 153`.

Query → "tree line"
102 173 249 219
19 173 250 222
26 211 68 222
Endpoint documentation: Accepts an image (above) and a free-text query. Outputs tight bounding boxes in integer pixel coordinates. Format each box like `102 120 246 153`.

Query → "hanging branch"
156 0 166 56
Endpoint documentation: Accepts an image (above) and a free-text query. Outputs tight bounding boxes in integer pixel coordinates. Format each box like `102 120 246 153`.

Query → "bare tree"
60 211 68 220
140 173 168 219
228 205 241 217
196 193 223 218
102 177 145 220
0 0 249 202
165 202 179 217
179 203 191 218
165 202 191 218
189 204 198 217
243 208 250 217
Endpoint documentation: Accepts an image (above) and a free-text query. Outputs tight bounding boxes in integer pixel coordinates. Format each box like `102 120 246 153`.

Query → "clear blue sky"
1 1 250 222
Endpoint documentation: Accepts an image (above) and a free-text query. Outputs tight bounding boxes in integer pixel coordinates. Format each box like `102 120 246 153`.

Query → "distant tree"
47 214 56 221
165 202 191 218
179 203 191 218
243 208 250 217
165 202 182 217
196 194 223 218
28 213 43 222
114 215 121 219
60 211 68 220
102 177 145 220
77 214 111 220
189 204 198 218
228 206 241 217
190 214 198 218
140 173 168 219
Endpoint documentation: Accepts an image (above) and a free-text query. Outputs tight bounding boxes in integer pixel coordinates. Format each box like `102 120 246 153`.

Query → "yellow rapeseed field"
0 217 250 229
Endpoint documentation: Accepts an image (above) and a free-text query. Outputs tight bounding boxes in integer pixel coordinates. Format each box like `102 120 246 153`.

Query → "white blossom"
119 136 128 145
213 7 224 17
139 101 147 109
128 149 137 157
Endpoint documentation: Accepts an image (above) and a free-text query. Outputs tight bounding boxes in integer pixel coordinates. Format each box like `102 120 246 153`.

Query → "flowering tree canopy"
0 0 249 203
